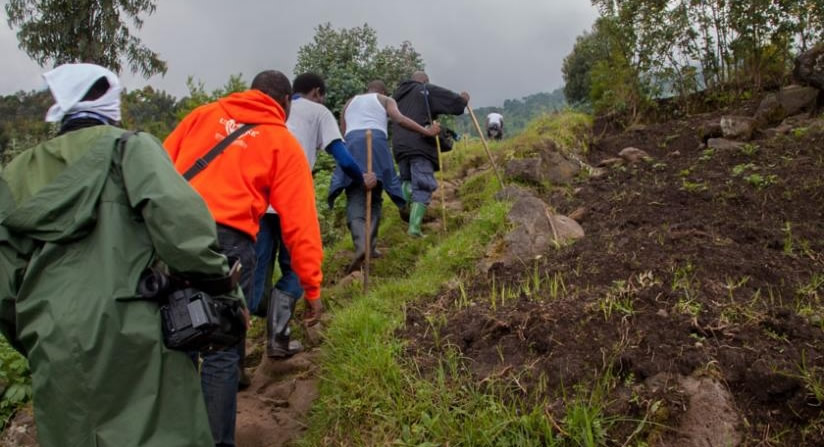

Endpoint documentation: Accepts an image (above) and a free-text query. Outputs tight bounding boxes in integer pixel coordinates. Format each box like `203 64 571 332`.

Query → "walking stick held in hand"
421 85 448 232
467 105 506 188
363 129 373 294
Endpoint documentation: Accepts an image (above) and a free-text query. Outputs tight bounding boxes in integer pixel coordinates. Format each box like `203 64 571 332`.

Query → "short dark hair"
251 70 292 103
292 73 326 95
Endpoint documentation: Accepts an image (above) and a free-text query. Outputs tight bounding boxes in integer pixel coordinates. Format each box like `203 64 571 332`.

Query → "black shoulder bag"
182 123 258 180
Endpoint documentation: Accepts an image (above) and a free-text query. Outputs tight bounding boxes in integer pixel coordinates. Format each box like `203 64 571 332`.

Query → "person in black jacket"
391 71 469 236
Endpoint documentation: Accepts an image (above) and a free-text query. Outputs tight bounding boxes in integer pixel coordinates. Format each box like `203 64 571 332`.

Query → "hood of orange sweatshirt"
216 89 287 126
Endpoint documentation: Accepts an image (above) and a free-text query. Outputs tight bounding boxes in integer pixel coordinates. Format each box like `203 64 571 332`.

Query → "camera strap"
182 123 258 181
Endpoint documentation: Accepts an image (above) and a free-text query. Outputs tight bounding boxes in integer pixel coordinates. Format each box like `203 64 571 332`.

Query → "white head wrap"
43 63 122 123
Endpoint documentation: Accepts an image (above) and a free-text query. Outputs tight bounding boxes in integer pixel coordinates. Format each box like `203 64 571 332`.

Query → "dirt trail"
233 174 468 447
235 345 320 447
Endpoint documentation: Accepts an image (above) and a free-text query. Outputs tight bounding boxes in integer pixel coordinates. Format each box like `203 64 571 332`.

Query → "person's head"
292 72 327 104
251 70 293 116
411 71 429 83
43 63 122 123
366 80 386 95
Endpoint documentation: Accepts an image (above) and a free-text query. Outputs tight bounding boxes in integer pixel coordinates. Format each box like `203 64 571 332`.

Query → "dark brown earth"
402 101 824 445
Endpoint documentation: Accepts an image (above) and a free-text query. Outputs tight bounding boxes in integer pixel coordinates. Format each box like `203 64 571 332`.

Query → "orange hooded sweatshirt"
164 89 323 300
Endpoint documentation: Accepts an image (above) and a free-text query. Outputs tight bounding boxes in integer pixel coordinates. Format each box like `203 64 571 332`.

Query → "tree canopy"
5 0 166 77
564 0 824 120
294 23 424 115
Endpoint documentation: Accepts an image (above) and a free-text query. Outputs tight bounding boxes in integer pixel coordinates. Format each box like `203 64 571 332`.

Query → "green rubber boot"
407 202 427 237
401 181 412 202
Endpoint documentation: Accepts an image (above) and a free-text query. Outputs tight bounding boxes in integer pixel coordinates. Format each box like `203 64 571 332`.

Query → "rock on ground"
648 374 742 447
755 85 819 126
619 147 651 163
501 192 584 265
720 116 757 141
794 43 824 90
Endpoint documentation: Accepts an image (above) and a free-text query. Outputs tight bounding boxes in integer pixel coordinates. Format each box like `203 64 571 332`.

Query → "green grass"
299 112 632 446
298 199 512 446
0 337 30 429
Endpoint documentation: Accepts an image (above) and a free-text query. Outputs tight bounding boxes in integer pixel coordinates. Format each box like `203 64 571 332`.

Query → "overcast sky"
0 1 599 107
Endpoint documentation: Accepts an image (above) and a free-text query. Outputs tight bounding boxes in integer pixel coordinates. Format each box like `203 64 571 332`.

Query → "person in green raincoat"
0 64 241 446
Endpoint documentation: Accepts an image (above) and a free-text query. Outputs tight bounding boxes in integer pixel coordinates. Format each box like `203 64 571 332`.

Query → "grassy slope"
300 112 608 446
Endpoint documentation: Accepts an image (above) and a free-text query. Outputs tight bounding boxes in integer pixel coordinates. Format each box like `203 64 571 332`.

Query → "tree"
121 86 178 139
176 74 248 121
294 23 424 115
0 90 54 163
562 26 610 105
5 0 166 77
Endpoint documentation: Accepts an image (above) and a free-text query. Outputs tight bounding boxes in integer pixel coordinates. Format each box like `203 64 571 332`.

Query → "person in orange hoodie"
164 70 323 447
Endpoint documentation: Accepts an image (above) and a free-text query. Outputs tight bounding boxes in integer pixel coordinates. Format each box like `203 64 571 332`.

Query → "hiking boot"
407 202 426 237
266 288 301 358
267 339 304 359
399 204 410 223
345 253 365 274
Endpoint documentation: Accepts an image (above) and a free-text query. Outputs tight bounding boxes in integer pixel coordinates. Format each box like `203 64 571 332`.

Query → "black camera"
138 263 245 351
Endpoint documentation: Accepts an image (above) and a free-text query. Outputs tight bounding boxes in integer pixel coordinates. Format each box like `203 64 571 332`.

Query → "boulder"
505 148 580 186
502 194 584 263
504 157 544 184
720 115 757 141
649 374 742 447
707 138 747 151
550 214 585 241
495 185 534 202
542 150 580 184
794 43 824 90
697 120 723 142
755 85 819 126
618 147 650 163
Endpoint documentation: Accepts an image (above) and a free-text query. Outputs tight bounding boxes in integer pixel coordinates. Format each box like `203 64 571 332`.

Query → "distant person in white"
486 111 504 140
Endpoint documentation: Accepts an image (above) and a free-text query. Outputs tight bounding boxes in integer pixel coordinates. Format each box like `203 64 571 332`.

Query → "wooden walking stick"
435 130 447 233
363 129 373 293
421 85 448 233
467 106 506 188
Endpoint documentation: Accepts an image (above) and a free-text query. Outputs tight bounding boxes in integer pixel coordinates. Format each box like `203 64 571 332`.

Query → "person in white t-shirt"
252 73 377 362
329 80 440 273
486 111 504 140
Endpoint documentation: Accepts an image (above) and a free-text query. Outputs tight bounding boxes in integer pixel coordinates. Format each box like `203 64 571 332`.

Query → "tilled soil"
402 105 824 445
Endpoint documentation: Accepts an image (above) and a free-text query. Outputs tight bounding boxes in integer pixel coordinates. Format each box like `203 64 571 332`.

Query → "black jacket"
391 80 467 169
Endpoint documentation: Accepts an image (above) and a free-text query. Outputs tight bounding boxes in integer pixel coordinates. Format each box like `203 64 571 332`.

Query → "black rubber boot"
266 289 303 358
346 218 367 274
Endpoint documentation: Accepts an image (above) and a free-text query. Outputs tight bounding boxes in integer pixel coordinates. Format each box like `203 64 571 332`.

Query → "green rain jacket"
0 126 239 446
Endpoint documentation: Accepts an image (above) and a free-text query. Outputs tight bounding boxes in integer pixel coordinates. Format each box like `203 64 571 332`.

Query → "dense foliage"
294 23 424 115
5 0 166 77
564 0 824 120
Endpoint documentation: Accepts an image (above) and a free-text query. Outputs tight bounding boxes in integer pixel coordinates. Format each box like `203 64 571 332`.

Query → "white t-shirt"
286 97 342 169
487 112 503 126
266 97 342 214
344 93 388 135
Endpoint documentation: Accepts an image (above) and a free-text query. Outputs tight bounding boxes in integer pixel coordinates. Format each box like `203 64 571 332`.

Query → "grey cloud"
1 0 598 107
